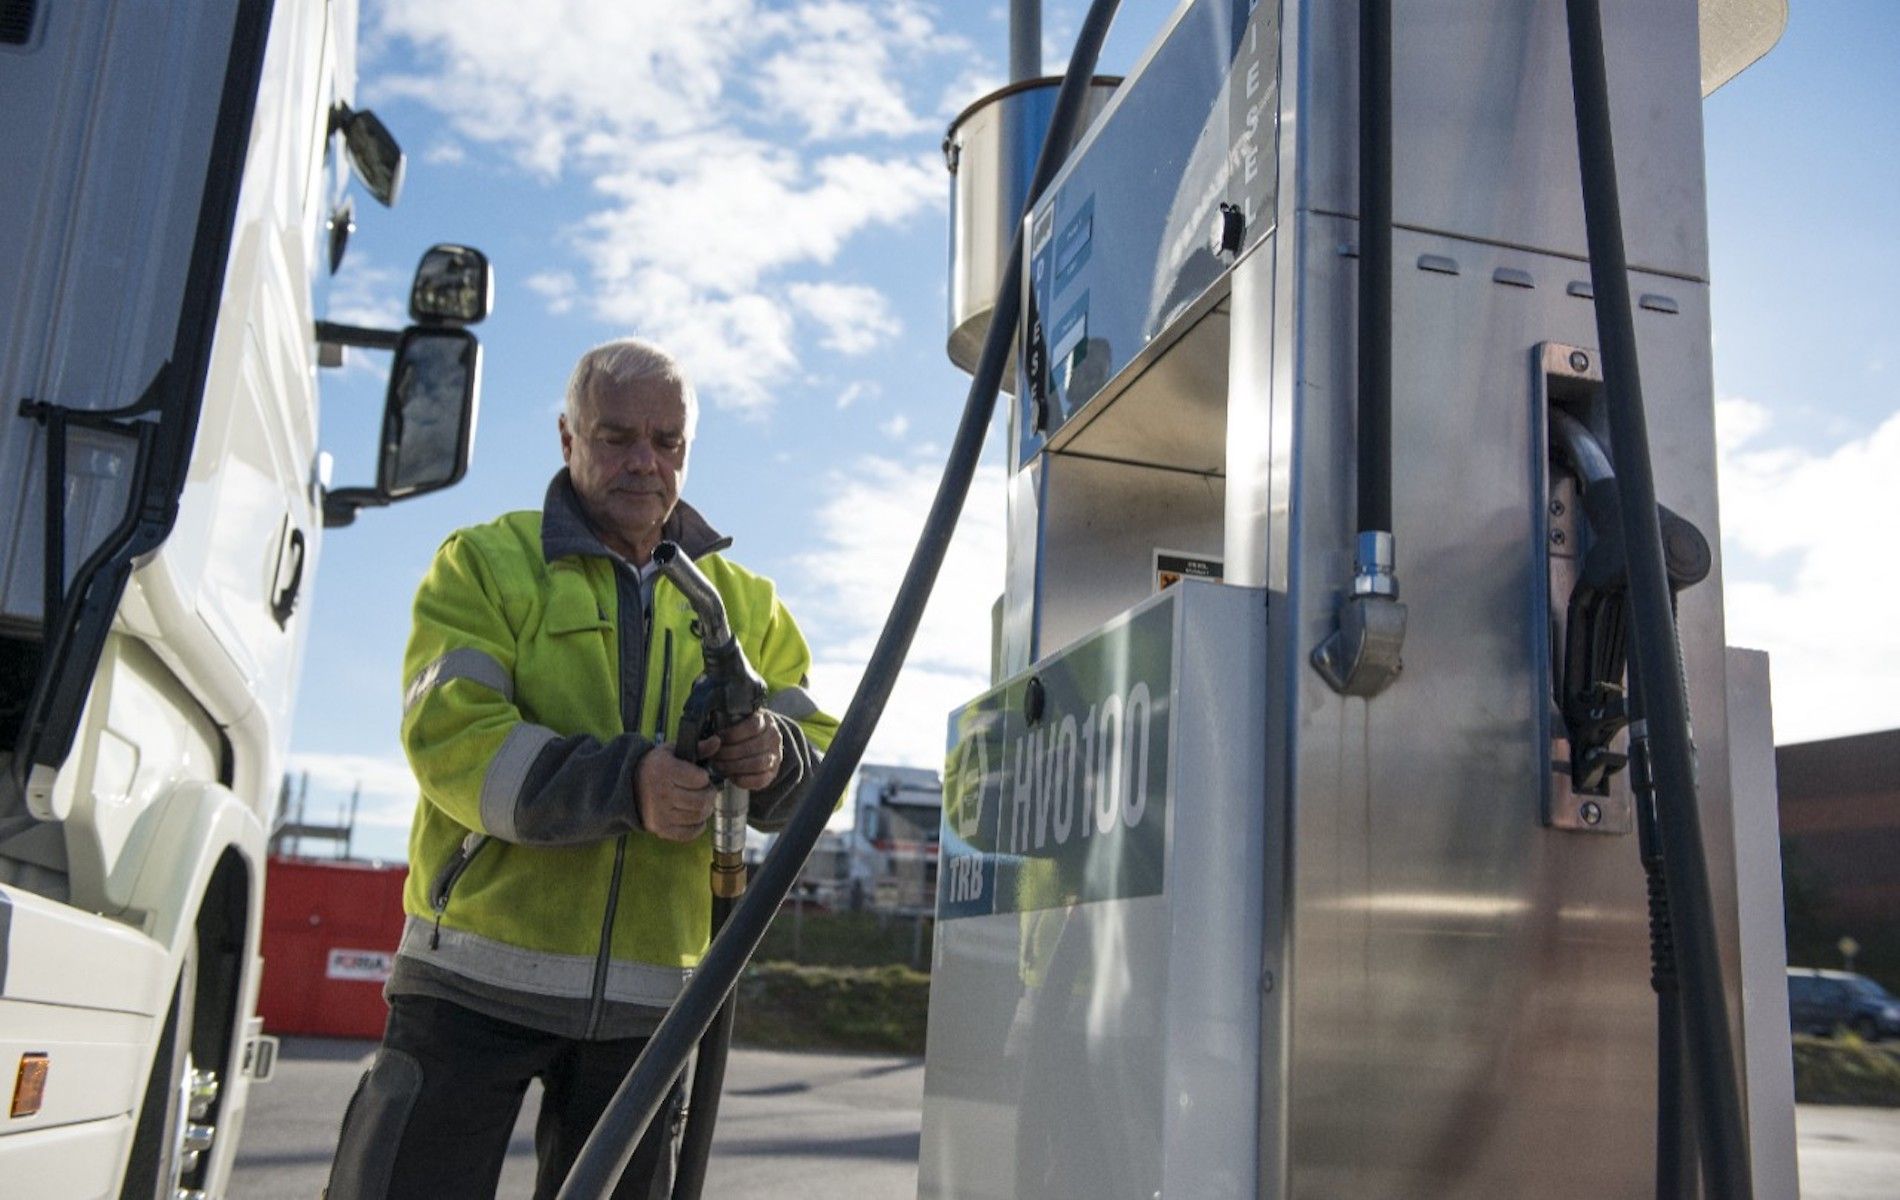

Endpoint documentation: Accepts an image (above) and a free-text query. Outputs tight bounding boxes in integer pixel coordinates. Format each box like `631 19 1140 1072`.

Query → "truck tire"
119 936 197 1200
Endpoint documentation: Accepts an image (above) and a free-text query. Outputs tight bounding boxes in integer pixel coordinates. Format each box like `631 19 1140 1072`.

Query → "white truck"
0 2 485 1196
848 764 942 915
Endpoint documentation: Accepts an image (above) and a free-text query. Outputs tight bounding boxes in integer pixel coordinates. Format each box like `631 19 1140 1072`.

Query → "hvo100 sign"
940 599 1173 918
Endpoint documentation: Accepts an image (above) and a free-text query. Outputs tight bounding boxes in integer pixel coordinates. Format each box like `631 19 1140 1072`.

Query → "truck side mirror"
330 102 405 207
379 327 481 498
410 244 492 325
316 251 494 528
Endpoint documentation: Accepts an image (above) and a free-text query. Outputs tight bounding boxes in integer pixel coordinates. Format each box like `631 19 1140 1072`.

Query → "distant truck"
847 765 942 914
0 2 485 1196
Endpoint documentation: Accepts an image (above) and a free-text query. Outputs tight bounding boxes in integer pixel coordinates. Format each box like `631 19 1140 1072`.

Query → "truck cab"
0 2 483 1195
849 765 942 914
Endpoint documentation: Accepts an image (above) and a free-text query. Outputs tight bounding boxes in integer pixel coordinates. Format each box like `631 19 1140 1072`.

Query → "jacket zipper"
584 570 669 1037
428 831 490 949
585 836 630 1037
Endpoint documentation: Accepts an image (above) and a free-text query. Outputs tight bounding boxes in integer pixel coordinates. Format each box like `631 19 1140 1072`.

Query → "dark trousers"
326 995 685 1200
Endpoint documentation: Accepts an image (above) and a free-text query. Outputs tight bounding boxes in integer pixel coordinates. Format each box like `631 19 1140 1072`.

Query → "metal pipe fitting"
1350 530 1399 598
710 786 747 899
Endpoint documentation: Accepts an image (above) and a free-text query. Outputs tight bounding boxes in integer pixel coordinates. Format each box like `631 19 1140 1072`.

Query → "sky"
285 1 1900 862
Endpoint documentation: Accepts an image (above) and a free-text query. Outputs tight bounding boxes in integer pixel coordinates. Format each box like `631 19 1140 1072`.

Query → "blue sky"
287 1 1900 861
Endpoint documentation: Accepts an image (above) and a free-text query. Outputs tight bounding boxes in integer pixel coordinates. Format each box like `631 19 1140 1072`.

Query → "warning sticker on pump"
1155 550 1222 592
939 596 1173 919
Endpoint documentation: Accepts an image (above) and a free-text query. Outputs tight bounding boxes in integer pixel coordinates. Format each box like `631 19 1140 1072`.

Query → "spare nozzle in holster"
654 540 768 900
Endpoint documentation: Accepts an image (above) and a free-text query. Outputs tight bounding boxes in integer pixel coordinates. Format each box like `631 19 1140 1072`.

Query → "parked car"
1788 968 1900 1041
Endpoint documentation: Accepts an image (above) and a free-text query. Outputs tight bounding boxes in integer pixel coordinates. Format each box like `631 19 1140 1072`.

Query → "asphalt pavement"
1794 1104 1900 1200
230 1038 922 1199
233 1036 1896 1198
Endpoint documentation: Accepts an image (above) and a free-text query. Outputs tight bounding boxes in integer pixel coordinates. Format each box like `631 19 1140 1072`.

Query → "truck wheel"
119 936 198 1199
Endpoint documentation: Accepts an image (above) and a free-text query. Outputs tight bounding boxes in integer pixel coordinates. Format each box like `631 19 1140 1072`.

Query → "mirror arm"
327 101 355 139
321 486 388 529
315 320 403 351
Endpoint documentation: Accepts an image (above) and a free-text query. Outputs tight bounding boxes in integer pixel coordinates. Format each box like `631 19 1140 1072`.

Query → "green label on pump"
940 597 1174 919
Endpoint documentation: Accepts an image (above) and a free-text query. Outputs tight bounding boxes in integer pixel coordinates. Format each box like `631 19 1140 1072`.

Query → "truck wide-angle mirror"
410 243 493 325
331 102 405 207
378 327 480 499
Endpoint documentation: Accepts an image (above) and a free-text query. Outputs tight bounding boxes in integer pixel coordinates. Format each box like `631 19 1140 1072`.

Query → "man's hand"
705 712 783 792
636 741 719 842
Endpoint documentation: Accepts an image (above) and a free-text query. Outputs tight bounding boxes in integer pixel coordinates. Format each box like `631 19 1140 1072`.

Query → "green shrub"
1792 1035 1900 1107
733 962 931 1055
753 908 934 971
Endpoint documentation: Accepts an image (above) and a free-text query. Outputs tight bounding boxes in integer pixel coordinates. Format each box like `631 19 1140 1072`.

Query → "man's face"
559 375 691 556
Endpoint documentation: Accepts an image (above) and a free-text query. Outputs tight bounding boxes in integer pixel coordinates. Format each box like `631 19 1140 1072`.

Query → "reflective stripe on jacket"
393 473 837 1027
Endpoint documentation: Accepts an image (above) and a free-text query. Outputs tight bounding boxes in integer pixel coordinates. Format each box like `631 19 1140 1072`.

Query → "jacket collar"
541 469 732 565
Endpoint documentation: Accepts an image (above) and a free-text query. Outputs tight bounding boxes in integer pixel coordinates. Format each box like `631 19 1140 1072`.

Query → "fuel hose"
553 2 1126 1193
1564 1 1752 1194
669 896 735 1200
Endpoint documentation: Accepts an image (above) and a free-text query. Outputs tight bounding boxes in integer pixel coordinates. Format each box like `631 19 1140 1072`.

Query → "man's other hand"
636 744 718 841
705 712 783 792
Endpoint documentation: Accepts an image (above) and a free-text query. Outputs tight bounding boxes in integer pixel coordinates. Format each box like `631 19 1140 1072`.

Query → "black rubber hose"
1357 0 1392 536
1657 985 1698 1198
670 896 735 1200
553 3 1125 1194
1563 2 1753 1195
1633 718 1695 1200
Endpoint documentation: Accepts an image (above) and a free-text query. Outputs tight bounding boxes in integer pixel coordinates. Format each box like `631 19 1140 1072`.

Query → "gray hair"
563 338 699 437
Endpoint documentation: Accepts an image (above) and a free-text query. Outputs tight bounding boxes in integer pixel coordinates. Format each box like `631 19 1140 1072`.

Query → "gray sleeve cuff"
482 727 655 845
745 712 820 832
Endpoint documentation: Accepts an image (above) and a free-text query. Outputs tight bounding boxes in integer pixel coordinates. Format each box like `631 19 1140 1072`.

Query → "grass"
1793 1035 1900 1107
732 962 930 1055
752 907 935 971
730 908 935 1054
734 911 1900 1095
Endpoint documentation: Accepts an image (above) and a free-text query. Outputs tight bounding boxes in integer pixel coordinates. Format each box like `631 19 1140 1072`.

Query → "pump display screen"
1021 0 1281 461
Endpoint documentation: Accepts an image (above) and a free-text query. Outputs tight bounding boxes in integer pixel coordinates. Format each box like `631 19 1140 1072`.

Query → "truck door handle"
271 525 306 628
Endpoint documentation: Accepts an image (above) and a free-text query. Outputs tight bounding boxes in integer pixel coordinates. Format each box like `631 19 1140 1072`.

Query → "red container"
258 857 409 1039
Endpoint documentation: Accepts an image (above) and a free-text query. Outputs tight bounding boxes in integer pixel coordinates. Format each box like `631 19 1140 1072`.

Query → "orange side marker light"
11 1053 48 1118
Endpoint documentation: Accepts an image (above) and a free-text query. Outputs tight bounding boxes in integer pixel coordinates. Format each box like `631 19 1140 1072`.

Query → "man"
327 339 836 1199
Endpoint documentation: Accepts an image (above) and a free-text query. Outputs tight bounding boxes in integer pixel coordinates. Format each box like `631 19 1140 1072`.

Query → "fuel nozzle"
1548 412 1712 795
653 541 767 898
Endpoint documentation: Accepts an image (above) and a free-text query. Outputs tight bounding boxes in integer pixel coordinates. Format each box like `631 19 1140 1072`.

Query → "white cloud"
789 455 1005 772
283 751 420 863
753 3 940 140
424 140 467 166
1716 397 1900 743
789 282 903 355
325 252 407 330
286 751 413 807
319 252 407 380
836 381 877 410
366 0 955 412
526 270 579 315
937 65 1005 124
372 1 755 175
880 414 911 440
572 142 937 410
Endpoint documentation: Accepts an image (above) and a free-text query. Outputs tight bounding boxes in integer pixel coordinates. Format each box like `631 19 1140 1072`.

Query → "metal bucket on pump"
943 76 1119 392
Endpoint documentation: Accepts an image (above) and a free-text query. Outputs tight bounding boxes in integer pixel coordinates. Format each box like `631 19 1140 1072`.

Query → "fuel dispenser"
921 1 1797 1196
555 3 1798 1196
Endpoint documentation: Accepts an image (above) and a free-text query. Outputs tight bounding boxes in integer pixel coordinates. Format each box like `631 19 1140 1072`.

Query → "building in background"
1777 728 1900 990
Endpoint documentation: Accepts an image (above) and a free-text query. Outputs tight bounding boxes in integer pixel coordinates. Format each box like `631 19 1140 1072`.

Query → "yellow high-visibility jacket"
389 472 836 1038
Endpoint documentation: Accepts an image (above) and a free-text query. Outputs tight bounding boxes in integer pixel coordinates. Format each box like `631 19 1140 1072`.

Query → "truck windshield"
876 802 941 848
